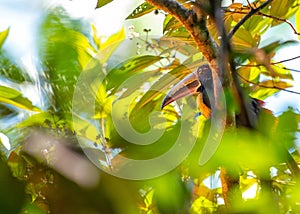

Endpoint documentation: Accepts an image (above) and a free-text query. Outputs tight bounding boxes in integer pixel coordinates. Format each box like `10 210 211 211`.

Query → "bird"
161 64 264 122
160 64 300 177
161 64 213 119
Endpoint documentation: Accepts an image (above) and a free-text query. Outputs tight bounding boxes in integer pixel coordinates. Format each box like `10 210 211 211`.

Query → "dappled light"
0 0 300 213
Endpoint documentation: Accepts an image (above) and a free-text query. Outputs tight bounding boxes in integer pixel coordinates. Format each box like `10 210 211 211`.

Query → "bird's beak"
161 70 201 109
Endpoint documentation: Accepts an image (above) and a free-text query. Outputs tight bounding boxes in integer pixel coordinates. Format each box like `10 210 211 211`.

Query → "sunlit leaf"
0 28 9 49
297 9 300 40
224 3 250 23
232 28 260 51
191 196 216 213
130 60 201 115
253 64 293 80
270 0 298 24
0 85 40 112
106 55 163 92
249 80 292 100
0 51 28 83
240 174 257 193
17 112 68 129
163 15 182 34
95 0 112 9
38 8 96 112
238 64 261 83
243 15 271 36
98 27 125 63
126 2 155 20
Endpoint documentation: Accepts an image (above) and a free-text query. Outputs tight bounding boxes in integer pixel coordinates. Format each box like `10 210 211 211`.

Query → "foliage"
0 1 300 214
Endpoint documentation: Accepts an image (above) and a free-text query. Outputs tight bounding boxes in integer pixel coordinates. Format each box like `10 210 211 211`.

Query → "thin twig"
228 0 273 39
258 12 300 35
146 0 218 62
238 73 300 95
238 55 300 70
225 9 300 36
273 55 300 64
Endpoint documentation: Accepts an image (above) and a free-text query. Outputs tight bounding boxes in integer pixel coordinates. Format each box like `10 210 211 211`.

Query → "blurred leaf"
0 28 9 49
0 158 26 214
191 196 216 213
150 173 190 214
38 7 96 112
275 109 299 149
240 174 257 193
98 27 125 63
0 85 41 112
262 40 297 55
95 0 112 8
270 0 298 25
126 2 155 20
17 111 63 128
0 50 29 83
296 9 300 40
0 104 14 118
250 87 279 100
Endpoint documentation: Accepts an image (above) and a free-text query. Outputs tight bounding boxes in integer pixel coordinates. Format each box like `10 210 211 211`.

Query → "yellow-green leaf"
0 85 41 112
296 9 300 40
126 2 155 20
96 0 112 9
0 28 9 49
98 27 125 64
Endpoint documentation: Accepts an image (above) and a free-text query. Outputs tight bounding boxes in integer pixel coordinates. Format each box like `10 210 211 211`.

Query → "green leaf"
250 80 292 99
17 111 61 128
163 15 182 34
0 85 40 112
262 40 297 55
0 50 28 83
17 111 74 132
275 109 298 149
270 0 295 19
257 64 293 80
243 14 272 36
0 159 25 214
238 64 261 83
95 0 113 9
38 8 96 112
106 55 163 92
232 27 260 51
126 2 155 20
0 28 9 49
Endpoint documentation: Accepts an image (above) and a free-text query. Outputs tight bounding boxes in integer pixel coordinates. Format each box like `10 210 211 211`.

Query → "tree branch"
228 0 273 39
145 0 219 76
146 0 225 125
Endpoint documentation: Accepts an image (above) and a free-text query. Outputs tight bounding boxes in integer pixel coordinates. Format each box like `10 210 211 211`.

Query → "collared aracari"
161 64 300 177
161 64 213 119
161 64 263 122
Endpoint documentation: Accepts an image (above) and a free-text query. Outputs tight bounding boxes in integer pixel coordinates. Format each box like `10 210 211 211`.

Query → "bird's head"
161 64 213 110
